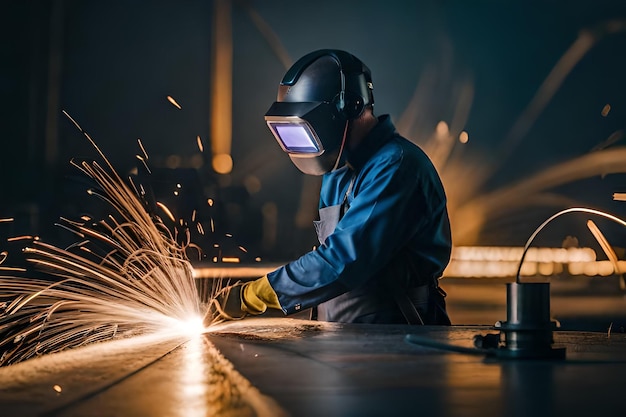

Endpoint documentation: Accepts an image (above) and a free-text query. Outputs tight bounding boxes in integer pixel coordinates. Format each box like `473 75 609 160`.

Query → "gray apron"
310 178 433 324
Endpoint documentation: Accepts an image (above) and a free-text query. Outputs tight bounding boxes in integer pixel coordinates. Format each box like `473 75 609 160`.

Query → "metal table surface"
1 318 625 417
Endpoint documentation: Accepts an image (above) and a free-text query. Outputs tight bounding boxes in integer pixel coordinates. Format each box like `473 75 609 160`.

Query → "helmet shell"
265 49 374 175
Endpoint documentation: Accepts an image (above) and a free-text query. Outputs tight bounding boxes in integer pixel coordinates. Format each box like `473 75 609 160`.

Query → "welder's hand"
203 276 281 326
242 275 282 314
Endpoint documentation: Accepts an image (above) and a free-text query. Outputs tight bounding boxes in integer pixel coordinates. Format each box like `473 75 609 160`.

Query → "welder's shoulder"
375 136 432 170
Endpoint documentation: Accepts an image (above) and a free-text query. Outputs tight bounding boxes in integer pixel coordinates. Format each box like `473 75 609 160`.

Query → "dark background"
2 0 626 263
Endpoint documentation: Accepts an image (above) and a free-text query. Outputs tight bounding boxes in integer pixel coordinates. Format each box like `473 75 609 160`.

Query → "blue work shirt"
267 115 452 322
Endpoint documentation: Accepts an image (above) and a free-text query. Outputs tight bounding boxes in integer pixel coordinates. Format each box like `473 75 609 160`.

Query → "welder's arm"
203 276 282 326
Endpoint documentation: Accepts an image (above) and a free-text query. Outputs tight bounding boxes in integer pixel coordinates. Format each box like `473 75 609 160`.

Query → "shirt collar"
345 115 396 171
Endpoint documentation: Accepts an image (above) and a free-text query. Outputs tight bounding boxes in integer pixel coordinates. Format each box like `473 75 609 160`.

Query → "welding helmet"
265 49 374 175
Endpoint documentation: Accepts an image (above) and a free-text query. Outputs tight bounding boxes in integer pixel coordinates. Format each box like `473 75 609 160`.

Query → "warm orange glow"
451 246 596 262
221 257 240 263
53 385 62 393
459 131 469 143
442 246 601 278
193 245 625 279
212 153 233 174
167 95 182 109
210 0 233 175
601 103 611 117
436 121 449 138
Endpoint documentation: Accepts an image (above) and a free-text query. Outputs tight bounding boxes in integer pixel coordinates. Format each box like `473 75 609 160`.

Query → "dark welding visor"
265 101 348 175
266 119 322 154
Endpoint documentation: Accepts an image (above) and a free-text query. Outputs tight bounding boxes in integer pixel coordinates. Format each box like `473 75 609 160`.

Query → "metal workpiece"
1 318 626 417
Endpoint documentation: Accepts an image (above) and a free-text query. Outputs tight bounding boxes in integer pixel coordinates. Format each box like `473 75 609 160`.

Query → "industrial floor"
1 277 626 417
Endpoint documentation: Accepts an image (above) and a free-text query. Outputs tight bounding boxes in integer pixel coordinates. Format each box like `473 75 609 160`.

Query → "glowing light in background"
210 0 233 175
395 20 626 246
212 153 233 174
443 246 601 278
436 120 449 138
192 244 623 279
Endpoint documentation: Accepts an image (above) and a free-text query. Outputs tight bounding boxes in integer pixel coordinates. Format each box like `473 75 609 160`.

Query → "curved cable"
516 207 626 283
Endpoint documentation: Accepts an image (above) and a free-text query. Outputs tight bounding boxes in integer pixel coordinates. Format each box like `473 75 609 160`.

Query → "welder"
207 49 452 325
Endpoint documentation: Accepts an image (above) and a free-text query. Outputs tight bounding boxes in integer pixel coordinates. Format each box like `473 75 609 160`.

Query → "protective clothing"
265 49 374 175
203 276 281 325
242 276 282 314
266 115 452 324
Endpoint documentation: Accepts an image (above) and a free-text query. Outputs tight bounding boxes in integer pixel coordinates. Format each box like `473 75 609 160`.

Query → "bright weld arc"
0 110 230 366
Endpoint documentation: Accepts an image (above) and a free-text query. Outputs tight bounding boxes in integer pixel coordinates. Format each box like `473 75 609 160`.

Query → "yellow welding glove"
241 275 281 315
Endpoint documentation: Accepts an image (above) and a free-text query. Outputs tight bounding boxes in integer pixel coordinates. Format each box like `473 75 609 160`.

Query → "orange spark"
156 202 176 222
0 266 27 272
137 138 149 160
136 154 152 174
167 95 182 109
7 235 37 242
